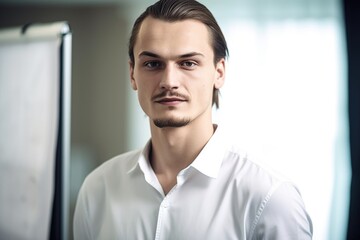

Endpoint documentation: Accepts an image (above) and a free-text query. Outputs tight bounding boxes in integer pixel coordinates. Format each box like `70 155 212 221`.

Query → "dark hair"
128 0 229 108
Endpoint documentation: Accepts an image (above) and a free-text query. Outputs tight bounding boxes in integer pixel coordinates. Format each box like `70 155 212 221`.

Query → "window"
213 3 351 239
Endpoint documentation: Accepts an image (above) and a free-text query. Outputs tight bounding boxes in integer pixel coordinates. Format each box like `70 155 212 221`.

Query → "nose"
159 63 180 90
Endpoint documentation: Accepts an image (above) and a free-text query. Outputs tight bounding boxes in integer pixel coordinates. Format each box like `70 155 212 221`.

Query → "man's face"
130 16 225 128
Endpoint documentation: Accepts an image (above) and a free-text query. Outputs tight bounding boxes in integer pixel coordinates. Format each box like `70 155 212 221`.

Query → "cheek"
193 78 215 104
137 86 150 102
136 88 151 114
136 83 156 107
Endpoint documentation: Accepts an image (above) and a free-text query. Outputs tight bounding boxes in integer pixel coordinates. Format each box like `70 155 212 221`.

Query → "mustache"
152 91 189 101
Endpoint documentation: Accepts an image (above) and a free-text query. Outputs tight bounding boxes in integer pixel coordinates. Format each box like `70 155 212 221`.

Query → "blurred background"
0 0 358 239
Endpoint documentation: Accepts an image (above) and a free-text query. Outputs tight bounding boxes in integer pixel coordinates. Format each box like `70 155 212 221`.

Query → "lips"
152 91 188 105
155 97 186 106
157 97 185 102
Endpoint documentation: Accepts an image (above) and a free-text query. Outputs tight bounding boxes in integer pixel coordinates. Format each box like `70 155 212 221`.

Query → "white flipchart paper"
0 38 60 240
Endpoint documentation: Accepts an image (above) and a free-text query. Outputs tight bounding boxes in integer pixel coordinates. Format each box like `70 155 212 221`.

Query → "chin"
153 118 191 128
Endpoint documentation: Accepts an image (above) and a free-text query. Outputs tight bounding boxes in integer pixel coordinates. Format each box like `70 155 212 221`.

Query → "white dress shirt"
73 125 313 240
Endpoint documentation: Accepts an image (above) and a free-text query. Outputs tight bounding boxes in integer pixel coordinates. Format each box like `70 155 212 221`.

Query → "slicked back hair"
128 0 229 108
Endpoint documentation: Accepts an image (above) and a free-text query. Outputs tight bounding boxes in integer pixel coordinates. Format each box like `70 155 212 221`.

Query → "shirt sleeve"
73 183 92 240
252 182 313 240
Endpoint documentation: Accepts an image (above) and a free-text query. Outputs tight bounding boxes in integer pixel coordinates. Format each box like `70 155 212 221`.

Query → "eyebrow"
138 51 205 59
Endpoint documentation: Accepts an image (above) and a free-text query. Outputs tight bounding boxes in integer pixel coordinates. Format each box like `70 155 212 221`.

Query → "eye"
180 60 197 69
143 61 163 70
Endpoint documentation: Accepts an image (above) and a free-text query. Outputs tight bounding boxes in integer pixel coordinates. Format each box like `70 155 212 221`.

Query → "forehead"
134 16 213 58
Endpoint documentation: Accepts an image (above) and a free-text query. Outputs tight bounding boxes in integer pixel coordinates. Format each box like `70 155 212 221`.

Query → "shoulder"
73 149 142 239
91 149 141 175
80 149 142 197
224 145 289 194
251 181 313 239
73 149 142 235
233 150 313 239
222 146 313 238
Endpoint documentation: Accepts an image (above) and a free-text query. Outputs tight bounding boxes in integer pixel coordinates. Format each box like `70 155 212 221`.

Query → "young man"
74 0 313 239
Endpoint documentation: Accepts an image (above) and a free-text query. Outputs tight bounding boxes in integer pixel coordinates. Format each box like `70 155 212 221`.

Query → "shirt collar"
126 140 152 174
188 124 228 179
127 125 228 179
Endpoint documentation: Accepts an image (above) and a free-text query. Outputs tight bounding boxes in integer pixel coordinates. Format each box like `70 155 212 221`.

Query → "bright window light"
213 19 351 240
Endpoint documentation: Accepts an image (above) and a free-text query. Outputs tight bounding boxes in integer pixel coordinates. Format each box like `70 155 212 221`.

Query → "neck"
149 119 215 194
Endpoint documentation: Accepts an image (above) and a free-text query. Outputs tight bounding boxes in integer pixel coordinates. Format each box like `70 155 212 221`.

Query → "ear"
214 58 225 89
129 60 138 90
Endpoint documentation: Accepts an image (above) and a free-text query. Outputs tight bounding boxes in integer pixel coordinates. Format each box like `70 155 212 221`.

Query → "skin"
129 16 225 194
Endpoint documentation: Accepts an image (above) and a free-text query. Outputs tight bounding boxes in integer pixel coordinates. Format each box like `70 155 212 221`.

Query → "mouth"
155 97 187 106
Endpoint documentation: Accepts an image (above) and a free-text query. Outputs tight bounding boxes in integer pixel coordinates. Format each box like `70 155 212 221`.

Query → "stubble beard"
153 118 191 128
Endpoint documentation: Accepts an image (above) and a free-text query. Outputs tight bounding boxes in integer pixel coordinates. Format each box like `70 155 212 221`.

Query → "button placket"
154 187 175 240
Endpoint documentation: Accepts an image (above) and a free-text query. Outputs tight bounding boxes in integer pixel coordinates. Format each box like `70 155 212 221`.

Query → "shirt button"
162 201 169 208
